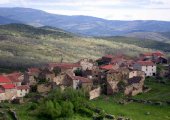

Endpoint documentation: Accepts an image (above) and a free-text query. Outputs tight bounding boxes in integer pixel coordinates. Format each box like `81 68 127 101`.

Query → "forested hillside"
0 24 170 70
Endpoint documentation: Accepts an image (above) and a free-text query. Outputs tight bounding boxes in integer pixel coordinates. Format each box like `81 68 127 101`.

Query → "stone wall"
37 84 52 93
89 87 101 100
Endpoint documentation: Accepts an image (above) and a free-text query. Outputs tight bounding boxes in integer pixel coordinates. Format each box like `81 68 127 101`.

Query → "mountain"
125 32 170 42
0 16 20 24
0 7 170 37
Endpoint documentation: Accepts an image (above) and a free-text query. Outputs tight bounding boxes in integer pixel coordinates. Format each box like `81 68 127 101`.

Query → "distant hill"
0 23 74 38
0 16 20 25
0 7 170 37
125 32 170 42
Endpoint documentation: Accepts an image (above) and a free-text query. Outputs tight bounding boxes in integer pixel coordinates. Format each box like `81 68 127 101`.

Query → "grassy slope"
92 97 170 120
101 36 170 53
133 77 170 102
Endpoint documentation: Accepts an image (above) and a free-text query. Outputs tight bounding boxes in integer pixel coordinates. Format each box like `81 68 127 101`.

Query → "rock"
105 114 116 119
117 117 124 120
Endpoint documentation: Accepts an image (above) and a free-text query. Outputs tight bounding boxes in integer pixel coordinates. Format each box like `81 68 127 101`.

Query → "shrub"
78 107 93 117
60 101 74 117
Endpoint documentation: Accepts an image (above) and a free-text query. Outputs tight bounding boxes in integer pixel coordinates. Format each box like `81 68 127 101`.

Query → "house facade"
133 61 156 76
17 85 30 97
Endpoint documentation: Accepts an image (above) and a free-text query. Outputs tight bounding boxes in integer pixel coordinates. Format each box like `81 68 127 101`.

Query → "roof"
17 85 29 90
100 64 113 70
48 63 81 69
0 84 15 89
102 55 114 59
0 76 11 83
128 76 142 85
136 61 155 66
140 53 153 56
152 51 164 56
140 51 164 57
6 72 22 82
73 76 92 83
66 72 92 83
28 68 40 73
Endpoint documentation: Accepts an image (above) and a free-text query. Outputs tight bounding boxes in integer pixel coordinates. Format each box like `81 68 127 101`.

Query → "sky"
0 0 170 21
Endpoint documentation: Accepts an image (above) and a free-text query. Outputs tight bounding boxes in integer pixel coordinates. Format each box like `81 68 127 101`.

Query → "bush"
28 103 38 111
78 107 93 117
60 101 74 117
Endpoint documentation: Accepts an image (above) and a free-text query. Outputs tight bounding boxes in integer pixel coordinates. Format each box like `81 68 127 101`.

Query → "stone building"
133 61 156 76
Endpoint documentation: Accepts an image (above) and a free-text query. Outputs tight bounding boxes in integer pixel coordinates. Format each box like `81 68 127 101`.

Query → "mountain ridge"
0 7 170 37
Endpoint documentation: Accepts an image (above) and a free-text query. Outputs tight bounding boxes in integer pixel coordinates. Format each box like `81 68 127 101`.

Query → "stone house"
0 84 17 101
39 69 55 82
124 76 145 96
106 70 122 95
0 89 5 102
53 72 66 85
64 72 93 91
6 72 24 86
17 85 30 97
106 67 145 95
133 61 156 76
139 51 168 64
23 68 40 85
78 58 95 71
47 63 81 72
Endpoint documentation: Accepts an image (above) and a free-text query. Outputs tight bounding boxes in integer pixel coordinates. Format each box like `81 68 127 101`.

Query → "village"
0 51 169 102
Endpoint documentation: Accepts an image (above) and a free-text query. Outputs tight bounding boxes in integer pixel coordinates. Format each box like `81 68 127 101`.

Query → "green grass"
92 96 170 120
133 77 170 102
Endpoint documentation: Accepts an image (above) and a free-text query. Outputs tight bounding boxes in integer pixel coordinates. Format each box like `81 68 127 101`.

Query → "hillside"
2 23 169 69
0 7 170 37
101 36 170 52
125 32 170 42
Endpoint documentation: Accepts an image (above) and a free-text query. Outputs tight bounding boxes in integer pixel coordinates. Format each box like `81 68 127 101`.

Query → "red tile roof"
73 76 92 83
6 72 22 82
28 68 40 73
17 85 29 90
141 51 164 57
48 63 81 69
140 53 153 56
1 84 15 89
100 64 113 70
102 55 114 59
152 51 164 56
137 61 155 66
0 76 11 83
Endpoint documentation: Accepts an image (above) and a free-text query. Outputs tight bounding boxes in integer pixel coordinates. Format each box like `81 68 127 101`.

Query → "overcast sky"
0 0 170 21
